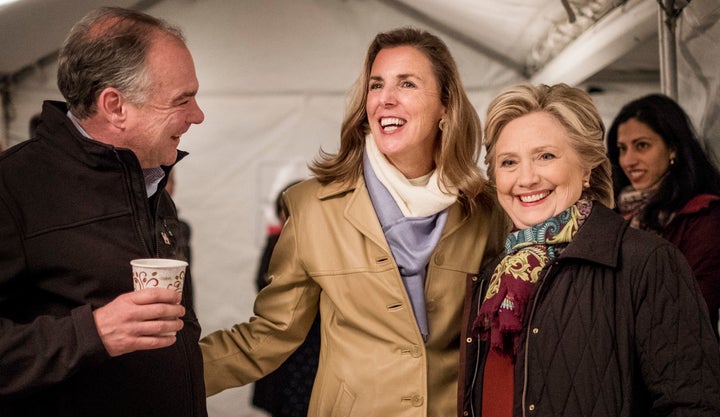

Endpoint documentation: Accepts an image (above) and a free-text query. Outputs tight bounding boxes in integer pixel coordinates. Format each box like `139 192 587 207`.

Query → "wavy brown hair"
310 27 487 213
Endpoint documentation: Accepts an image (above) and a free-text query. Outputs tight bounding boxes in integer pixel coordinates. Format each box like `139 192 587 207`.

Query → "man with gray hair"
0 7 206 416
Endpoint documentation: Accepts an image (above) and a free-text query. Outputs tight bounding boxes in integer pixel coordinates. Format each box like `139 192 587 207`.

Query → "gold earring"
438 119 446 132
583 180 590 189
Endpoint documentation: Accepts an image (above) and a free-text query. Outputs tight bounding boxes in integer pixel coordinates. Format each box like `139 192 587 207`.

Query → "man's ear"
96 88 126 127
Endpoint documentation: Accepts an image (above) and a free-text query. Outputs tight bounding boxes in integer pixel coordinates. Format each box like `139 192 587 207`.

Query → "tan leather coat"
202 177 504 417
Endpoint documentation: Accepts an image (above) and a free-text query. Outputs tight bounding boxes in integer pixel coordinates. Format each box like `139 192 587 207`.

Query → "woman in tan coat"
201 27 505 417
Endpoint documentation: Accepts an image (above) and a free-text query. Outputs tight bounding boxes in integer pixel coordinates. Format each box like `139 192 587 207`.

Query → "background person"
165 170 195 308
0 7 206 417
165 171 193 265
251 179 320 417
201 27 505 417
606 93 720 338
29 113 42 138
459 83 720 417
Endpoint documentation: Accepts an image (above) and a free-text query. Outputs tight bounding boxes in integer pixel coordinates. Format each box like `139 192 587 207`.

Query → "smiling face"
122 33 204 168
617 118 675 192
366 45 446 178
493 112 590 229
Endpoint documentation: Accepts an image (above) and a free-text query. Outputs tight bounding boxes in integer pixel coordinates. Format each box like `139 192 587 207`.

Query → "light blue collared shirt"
67 110 164 197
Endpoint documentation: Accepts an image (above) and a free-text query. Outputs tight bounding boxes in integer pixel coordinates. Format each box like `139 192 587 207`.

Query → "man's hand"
93 288 185 357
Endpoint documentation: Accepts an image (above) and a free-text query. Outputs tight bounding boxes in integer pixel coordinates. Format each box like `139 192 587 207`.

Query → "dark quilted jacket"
458 204 720 417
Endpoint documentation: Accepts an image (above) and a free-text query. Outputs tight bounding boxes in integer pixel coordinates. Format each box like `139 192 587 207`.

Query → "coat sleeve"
0 197 108 397
670 205 720 338
632 241 720 415
200 191 321 396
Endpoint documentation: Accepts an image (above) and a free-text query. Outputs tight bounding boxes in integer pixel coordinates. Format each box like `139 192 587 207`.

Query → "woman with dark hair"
607 93 720 337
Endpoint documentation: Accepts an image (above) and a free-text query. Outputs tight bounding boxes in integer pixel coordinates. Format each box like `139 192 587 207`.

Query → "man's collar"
66 110 92 139
67 110 166 197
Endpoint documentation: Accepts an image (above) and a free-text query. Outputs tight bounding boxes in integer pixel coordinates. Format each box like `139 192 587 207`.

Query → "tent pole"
0 78 9 152
658 0 678 99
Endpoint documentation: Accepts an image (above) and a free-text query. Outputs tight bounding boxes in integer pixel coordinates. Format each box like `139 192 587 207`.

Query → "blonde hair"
483 83 614 207
310 27 487 214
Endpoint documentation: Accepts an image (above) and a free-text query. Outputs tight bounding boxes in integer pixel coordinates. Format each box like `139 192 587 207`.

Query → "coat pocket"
330 381 356 417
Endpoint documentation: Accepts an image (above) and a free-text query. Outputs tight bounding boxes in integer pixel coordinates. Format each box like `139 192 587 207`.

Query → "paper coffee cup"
131 258 188 294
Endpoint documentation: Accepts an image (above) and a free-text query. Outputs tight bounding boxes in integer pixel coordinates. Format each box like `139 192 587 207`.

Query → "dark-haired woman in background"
607 94 720 338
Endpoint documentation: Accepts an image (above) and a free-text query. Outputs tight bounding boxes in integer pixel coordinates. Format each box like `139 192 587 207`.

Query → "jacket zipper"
469 273 489 417
154 198 195 414
116 153 196 413
521 264 554 417
160 200 197 415
469 279 482 417
115 149 154 256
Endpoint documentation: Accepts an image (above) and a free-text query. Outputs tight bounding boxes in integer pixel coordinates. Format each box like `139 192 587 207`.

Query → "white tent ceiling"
0 0 141 76
0 0 660 84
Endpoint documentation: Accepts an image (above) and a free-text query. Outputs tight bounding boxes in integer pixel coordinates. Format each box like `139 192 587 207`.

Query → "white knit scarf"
364 133 457 217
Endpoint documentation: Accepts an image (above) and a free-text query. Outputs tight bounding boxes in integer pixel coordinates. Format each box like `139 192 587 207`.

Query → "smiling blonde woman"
459 83 720 417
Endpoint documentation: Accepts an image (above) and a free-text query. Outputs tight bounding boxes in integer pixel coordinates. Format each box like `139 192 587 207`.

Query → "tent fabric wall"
677 0 720 160
2 1 672 416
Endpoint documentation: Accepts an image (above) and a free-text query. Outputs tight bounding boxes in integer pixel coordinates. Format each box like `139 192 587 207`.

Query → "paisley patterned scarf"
473 199 592 356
